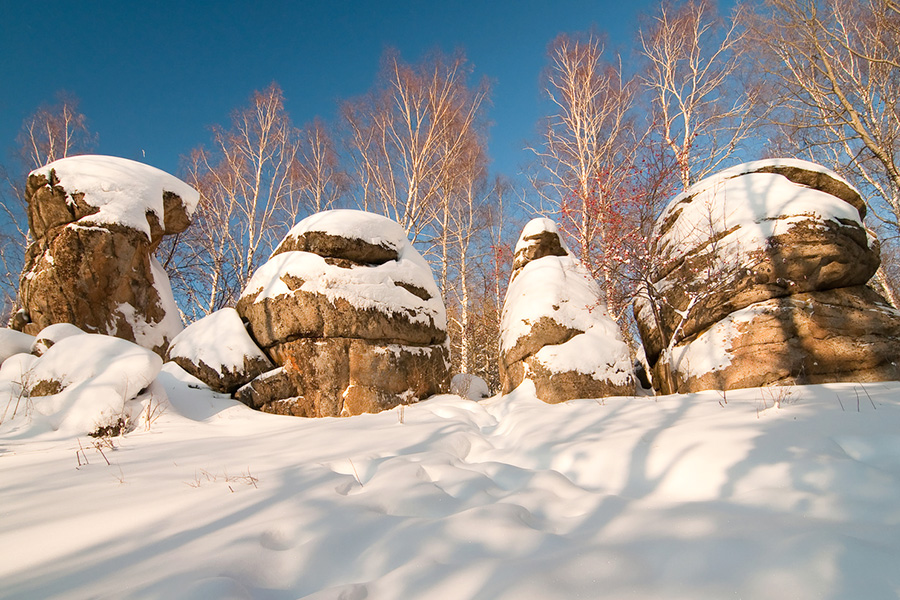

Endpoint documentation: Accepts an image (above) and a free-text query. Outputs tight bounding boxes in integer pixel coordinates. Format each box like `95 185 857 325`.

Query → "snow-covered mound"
450 373 491 400
500 218 633 402
166 308 272 393
2 350 899 599
0 333 162 436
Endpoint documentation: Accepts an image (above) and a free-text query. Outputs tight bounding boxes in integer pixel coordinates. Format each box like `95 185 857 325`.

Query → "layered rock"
499 218 633 402
635 159 900 393
235 209 450 417
13 156 199 356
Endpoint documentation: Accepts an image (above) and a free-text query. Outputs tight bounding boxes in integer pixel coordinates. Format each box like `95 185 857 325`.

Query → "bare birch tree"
746 0 900 300
528 31 638 327
166 83 301 319
342 49 489 245
639 0 756 188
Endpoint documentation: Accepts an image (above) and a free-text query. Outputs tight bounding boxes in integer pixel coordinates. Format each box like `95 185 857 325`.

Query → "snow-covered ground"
2 360 899 599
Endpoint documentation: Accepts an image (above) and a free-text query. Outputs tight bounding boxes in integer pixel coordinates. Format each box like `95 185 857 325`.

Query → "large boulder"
14 156 199 356
663 287 900 392
235 210 450 417
636 159 900 394
166 308 273 394
499 218 634 402
636 158 878 366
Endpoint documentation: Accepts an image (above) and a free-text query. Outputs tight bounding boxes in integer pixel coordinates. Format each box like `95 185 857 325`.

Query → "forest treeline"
2 0 898 390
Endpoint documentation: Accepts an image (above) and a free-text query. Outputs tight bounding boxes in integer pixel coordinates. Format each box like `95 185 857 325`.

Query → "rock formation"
166 308 273 394
233 209 450 417
499 218 634 402
12 155 198 356
635 158 900 393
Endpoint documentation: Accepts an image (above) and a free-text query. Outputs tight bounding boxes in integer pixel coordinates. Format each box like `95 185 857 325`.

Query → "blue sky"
2 0 682 183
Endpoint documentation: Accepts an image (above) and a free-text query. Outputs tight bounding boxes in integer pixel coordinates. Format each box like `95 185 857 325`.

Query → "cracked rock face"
234 210 450 417
14 156 198 356
636 159 900 394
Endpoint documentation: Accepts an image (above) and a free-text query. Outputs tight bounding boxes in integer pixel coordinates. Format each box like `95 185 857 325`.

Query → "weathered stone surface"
500 218 634 401
265 337 449 417
662 287 900 394
234 210 450 417
639 160 879 367
234 367 297 410
237 283 444 349
635 159 900 395
272 230 398 264
19 224 176 354
511 229 568 274
14 157 199 356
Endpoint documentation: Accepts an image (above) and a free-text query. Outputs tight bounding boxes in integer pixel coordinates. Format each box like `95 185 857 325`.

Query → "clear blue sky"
1 0 690 183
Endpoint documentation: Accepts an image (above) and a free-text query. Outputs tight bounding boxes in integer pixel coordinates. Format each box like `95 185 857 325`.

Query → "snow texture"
31 155 200 239
280 209 408 257
243 211 445 330
0 329 34 363
1 334 162 435
168 308 269 374
31 323 86 356
656 158 869 268
450 373 491 400
2 334 899 599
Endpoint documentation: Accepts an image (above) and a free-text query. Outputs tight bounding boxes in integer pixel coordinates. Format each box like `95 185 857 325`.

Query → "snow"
242 247 445 330
513 217 569 255
31 155 200 239
501 253 630 379
31 323 86 356
168 308 269 373
279 209 408 256
0 334 162 436
450 373 491 400
656 158 870 268
2 336 900 598
0 329 34 363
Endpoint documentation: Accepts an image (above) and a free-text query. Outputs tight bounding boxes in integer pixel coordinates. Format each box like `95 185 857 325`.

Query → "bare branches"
639 0 754 188
171 83 302 319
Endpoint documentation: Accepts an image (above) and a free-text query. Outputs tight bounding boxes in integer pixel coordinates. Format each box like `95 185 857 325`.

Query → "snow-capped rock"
235 210 450 417
166 308 272 394
14 155 198 355
500 218 633 402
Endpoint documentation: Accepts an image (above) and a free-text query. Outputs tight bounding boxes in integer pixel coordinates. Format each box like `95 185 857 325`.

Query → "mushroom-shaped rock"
167 308 273 393
500 218 634 402
14 156 199 356
235 210 450 417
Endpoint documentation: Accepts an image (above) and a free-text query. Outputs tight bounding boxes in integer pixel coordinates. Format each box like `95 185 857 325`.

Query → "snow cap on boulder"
500 218 633 402
166 308 273 394
15 155 197 356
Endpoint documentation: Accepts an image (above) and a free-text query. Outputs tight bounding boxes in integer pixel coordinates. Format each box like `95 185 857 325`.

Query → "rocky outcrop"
13 156 199 356
166 308 273 394
499 218 633 402
234 209 450 417
635 159 900 394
